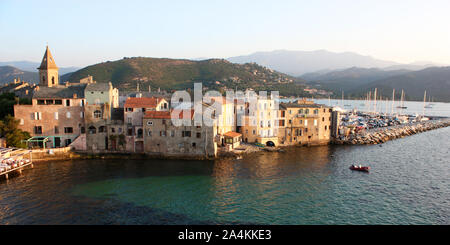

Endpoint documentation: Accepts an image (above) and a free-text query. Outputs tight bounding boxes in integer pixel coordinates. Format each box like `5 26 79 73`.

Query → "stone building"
143 109 217 158
37 46 59 87
124 97 169 152
0 78 35 99
278 99 333 146
85 82 119 109
14 84 87 148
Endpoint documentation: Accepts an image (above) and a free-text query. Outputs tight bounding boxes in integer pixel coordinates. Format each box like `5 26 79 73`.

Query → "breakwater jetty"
333 119 450 145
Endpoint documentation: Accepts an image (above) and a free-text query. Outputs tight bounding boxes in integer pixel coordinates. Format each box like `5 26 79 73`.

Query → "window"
252 130 256 135
147 130 152 136
66 100 71 106
192 142 196 147
160 131 166 137
127 128 133 136
80 112 84 118
170 130 175 137
127 117 132 124
81 127 85 134
305 109 310 114
54 112 59 120
196 132 201 138
55 100 62 105
37 100 45 105
52 77 55 85
99 126 106 133
325 126 328 131
34 126 42 134
314 119 317 126
137 128 143 137
46 100 53 105
66 112 71 118
314 109 319 115
111 127 115 133
19 119 24 125
64 127 73 134
88 126 96 134
147 121 153 126
54 126 59 134
34 112 42 120
299 109 303 114
182 131 191 137
162 119 166 125
94 110 102 118
322 117 325 122
118 127 123 133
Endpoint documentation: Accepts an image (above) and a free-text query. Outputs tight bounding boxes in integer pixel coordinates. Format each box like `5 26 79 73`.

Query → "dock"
0 148 33 180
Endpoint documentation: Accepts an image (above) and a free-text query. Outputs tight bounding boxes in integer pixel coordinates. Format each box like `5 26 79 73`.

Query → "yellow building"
278 99 333 146
241 96 279 146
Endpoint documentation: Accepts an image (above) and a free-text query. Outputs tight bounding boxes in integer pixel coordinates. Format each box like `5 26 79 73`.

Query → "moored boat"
349 165 370 172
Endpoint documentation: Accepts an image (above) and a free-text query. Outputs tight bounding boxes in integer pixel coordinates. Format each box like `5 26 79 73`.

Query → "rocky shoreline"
333 119 450 145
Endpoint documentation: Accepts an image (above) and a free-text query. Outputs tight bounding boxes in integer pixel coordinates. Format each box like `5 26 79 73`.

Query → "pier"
0 148 33 180
334 119 450 145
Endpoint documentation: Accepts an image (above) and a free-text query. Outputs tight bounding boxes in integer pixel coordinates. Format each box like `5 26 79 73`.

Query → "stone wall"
334 119 450 145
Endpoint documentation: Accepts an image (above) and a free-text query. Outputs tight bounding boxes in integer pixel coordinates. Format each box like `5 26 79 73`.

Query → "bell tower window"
52 77 55 85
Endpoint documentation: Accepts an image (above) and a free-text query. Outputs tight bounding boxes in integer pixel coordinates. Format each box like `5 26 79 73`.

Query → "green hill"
63 57 309 96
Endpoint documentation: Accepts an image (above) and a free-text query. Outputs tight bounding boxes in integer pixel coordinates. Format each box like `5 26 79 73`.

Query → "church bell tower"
38 46 59 87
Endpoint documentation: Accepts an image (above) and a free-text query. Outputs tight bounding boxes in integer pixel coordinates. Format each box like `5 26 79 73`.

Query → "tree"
0 92 31 120
0 115 31 148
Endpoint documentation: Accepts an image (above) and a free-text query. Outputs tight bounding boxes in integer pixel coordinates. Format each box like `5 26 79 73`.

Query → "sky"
1 0 450 67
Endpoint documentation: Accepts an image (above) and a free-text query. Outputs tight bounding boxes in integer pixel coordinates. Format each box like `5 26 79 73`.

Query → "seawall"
333 119 450 145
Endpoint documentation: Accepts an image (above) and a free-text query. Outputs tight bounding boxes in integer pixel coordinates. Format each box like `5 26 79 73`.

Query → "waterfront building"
278 99 334 146
123 97 169 152
14 84 87 148
143 109 218 158
240 94 279 146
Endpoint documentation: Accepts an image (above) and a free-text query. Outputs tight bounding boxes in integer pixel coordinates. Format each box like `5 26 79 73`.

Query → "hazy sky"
1 0 449 67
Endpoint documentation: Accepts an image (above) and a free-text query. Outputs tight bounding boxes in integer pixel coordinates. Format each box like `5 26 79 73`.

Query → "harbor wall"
333 119 450 145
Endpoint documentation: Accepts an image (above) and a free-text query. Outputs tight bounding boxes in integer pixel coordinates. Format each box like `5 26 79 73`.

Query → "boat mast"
423 90 427 116
373 88 377 114
391 88 395 115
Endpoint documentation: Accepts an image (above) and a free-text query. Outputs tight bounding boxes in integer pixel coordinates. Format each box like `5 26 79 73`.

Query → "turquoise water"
1 127 449 224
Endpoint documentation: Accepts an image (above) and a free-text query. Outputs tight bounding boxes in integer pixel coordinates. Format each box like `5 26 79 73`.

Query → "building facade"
278 99 333 146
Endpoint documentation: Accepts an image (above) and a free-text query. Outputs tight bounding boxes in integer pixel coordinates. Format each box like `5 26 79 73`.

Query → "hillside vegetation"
64 57 310 96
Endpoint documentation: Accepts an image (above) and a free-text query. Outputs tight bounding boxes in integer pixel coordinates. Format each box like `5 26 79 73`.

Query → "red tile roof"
124 97 164 108
144 109 195 119
224 131 242 138
144 111 171 119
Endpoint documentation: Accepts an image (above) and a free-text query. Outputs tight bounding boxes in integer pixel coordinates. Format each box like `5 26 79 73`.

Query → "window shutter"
55 112 59 120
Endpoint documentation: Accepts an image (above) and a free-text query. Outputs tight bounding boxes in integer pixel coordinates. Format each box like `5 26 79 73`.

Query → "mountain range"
0 61 79 75
227 50 443 76
1 50 449 101
304 66 450 102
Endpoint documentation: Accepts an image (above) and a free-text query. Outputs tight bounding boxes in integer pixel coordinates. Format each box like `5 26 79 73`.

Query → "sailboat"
424 92 433 109
396 89 407 109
